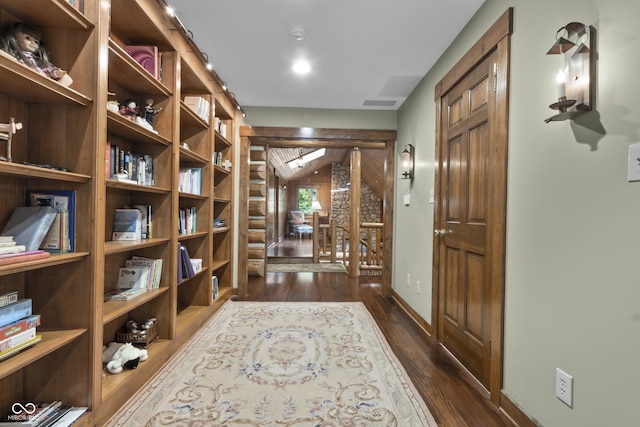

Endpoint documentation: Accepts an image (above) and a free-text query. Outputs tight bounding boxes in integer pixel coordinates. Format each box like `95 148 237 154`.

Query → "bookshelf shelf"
105 180 170 194
212 227 230 235
0 0 93 30
214 165 232 176
211 260 230 271
0 162 91 183
107 110 173 146
181 102 210 130
180 147 209 165
215 131 232 149
103 288 169 324
178 191 208 201
0 329 87 380
178 231 209 241
104 238 171 255
0 252 89 277
214 197 232 203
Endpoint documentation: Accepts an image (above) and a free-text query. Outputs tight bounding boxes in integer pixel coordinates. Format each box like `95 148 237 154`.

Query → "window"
298 187 318 213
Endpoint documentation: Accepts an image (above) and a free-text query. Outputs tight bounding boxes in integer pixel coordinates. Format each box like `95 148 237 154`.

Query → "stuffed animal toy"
102 342 148 374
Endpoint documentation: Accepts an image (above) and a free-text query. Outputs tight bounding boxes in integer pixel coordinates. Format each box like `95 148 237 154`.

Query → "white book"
116 266 150 290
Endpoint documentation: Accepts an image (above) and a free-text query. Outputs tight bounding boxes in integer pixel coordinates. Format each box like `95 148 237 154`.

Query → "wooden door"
437 52 496 389
433 10 511 400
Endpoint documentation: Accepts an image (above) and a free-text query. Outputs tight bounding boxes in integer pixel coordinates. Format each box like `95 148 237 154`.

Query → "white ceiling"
168 0 485 111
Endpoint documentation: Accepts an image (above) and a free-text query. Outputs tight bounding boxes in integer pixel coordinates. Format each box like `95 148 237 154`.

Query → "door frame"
238 126 397 297
432 8 513 404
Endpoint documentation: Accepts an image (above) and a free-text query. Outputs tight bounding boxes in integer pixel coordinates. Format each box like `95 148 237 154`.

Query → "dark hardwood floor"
247 239 514 427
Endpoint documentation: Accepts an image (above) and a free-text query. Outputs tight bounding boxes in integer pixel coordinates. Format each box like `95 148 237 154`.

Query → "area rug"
267 263 347 273
106 301 436 426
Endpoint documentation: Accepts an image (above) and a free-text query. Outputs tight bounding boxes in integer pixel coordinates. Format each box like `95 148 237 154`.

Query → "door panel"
438 52 495 388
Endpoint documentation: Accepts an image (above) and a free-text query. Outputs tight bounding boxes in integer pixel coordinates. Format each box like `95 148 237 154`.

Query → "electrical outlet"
406 273 411 287
556 368 573 408
416 280 421 294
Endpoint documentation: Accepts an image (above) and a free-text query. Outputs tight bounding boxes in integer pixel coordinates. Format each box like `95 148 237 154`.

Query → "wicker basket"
116 320 158 348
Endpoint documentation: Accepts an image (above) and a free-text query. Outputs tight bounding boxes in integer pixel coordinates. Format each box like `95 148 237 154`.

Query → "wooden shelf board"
212 227 230 235
214 197 231 203
178 191 208 201
0 55 92 105
211 260 230 271
105 179 170 194
104 238 171 255
213 165 231 176
214 131 232 149
178 231 209 241
0 329 87 379
107 110 172 146
101 337 172 401
0 161 91 183
179 147 209 166
0 252 89 277
103 288 169 324
0 0 93 31
175 305 209 337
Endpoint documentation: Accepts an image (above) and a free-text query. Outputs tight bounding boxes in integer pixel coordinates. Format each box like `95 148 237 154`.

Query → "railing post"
330 220 337 263
313 211 319 262
348 149 361 277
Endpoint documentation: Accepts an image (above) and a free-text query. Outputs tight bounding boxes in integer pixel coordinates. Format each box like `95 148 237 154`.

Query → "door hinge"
493 63 498 92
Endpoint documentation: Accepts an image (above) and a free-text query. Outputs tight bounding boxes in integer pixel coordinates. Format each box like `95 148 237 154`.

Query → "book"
0 206 57 251
0 335 41 362
212 275 218 299
0 291 18 308
0 250 50 267
0 315 40 341
0 327 36 353
49 406 87 427
0 299 32 328
190 258 202 274
0 244 26 255
112 209 141 241
0 400 61 426
40 209 69 253
26 190 76 252
127 257 162 290
123 45 160 80
116 267 149 291
103 288 145 301
132 205 152 239
35 406 72 427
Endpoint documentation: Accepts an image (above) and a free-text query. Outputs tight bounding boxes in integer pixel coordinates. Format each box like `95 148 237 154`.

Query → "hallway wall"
395 1 640 426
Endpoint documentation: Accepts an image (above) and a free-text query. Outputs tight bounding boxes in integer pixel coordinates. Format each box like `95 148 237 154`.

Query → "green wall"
244 1 640 424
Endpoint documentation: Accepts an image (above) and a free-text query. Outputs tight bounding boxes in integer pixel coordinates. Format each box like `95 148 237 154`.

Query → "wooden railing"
312 212 382 276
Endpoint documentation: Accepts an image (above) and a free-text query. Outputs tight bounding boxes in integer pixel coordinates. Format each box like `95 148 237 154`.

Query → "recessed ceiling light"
292 60 311 75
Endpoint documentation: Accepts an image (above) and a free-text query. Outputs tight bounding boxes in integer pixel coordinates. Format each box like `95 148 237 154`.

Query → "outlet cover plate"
628 143 640 182
556 368 573 408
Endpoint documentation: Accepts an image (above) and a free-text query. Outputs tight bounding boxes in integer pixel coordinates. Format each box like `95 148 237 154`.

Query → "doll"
0 22 72 86
119 99 139 121
144 98 162 127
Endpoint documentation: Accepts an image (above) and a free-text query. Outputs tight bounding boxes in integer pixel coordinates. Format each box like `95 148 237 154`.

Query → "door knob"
434 229 446 236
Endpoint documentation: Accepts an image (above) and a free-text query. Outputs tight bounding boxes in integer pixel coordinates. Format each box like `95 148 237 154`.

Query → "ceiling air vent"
363 99 397 107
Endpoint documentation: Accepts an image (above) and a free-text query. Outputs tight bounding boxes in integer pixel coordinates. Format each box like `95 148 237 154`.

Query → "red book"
0 315 40 341
0 250 50 266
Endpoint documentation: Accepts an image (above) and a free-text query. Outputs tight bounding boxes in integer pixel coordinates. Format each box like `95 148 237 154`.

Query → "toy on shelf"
0 22 73 86
0 117 23 162
102 342 148 374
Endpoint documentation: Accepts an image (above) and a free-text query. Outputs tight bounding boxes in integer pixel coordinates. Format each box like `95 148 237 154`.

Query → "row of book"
177 243 200 283
0 400 87 426
178 168 202 195
0 293 41 363
104 256 163 301
112 206 152 241
178 207 197 235
106 143 154 187
213 152 231 170
66 0 83 12
184 96 210 123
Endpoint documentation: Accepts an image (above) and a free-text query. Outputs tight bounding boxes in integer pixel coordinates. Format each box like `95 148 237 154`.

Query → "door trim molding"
238 126 396 298
432 8 513 404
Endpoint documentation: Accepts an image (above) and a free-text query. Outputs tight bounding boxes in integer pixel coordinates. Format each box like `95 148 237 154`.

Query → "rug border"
106 300 437 426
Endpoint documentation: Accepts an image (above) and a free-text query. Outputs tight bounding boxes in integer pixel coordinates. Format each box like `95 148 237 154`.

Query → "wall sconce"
400 144 415 180
545 22 595 123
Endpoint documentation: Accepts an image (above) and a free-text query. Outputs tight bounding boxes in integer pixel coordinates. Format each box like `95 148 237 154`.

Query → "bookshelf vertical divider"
0 0 239 424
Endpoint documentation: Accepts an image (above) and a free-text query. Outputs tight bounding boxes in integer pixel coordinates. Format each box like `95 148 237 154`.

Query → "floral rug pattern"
107 301 436 426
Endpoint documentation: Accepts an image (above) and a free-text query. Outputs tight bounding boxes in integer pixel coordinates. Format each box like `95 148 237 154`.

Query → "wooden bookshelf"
0 0 239 425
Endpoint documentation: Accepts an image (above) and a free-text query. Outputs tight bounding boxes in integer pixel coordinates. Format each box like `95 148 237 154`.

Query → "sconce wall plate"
545 22 596 123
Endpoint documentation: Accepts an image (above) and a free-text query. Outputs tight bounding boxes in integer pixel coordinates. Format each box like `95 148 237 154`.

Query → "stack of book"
27 190 77 253
178 207 196 235
0 293 41 362
214 116 227 137
177 168 202 195
104 256 162 302
0 400 87 426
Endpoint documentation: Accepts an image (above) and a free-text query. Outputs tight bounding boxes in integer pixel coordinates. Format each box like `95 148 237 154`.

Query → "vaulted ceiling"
270 147 387 198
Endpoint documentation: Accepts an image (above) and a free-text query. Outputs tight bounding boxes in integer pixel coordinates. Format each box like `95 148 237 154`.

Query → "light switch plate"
429 188 435 204
628 143 640 182
403 194 410 206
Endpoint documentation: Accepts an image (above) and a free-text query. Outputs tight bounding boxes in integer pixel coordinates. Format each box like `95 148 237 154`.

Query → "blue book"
0 299 32 328
26 190 76 252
